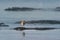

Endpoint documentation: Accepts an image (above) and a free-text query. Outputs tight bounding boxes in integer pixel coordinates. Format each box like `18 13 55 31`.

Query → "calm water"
0 0 60 40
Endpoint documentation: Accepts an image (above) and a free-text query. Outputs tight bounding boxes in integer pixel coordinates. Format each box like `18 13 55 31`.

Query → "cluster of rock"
5 7 40 11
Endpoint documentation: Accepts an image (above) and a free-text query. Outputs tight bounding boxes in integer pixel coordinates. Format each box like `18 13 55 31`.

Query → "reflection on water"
22 32 25 37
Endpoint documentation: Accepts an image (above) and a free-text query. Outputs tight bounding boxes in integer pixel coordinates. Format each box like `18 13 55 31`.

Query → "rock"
0 23 4 25
15 20 60 24
5 7 41 11
0 23 9 27
0 25 9 27
14 27 25 31
55 7 60 11
13 27 57 31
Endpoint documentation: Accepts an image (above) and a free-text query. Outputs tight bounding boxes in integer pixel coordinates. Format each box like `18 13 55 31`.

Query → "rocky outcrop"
15 20 60 24
5 7 41 11
13 27 57 31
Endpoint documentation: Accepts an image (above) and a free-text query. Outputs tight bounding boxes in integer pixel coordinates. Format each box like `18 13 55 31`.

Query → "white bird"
20 20 25 27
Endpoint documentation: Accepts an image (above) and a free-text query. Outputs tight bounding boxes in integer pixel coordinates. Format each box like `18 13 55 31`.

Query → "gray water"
0 0 60 40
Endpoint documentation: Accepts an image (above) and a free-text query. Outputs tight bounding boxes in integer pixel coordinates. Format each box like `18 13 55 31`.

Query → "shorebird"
20 20 25 27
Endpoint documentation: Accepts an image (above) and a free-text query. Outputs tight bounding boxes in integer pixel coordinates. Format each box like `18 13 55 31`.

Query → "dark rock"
0 23 9 27
5 7 41 11
14 27 25 31
0 23 4 25
0 25 9 27
15 20 60 24
35 28 55 30
13 27 57 31
55 7 60 11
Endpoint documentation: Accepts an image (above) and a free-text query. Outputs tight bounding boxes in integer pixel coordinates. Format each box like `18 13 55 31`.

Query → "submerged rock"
55 7 60 11
0 23 9 27
13 27 57 31
5 7 41 11
0 23 4 25
15 20 60 24
0 25 9 27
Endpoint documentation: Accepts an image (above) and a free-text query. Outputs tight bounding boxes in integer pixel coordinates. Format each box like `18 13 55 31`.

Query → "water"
0 0 60 40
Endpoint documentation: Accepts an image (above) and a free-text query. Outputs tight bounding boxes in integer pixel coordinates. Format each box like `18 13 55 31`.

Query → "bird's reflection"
22 32 25 37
